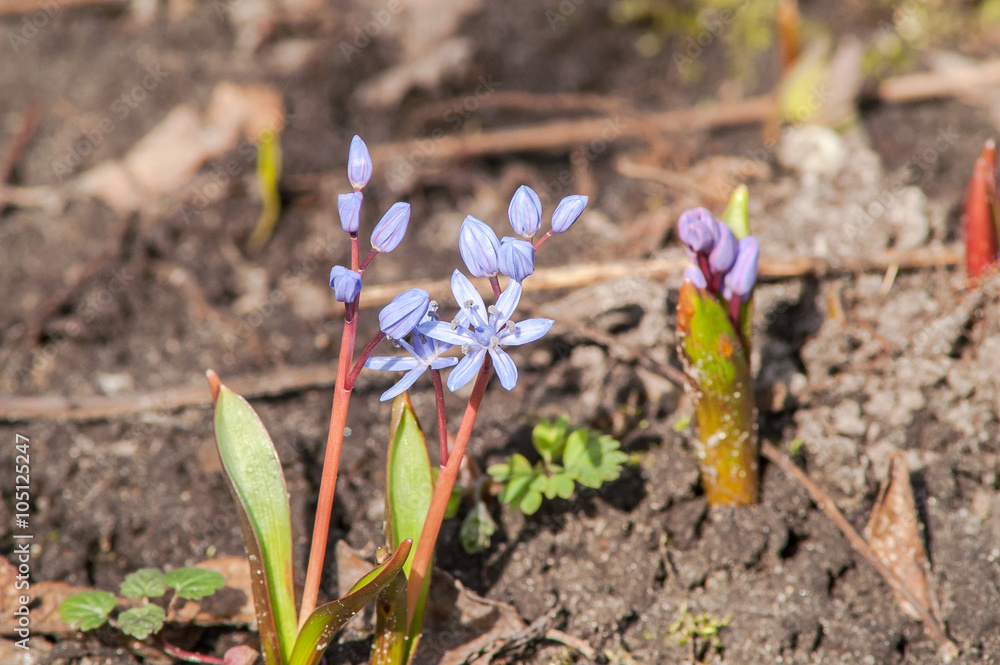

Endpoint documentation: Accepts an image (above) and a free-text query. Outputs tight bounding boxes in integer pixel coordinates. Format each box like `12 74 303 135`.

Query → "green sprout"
487 416 628 519
667 603 731 653
59 566 225 640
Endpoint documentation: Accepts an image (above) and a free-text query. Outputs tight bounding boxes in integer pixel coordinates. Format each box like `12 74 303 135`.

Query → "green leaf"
532 416 569 465
372 555 408 665
118 604 166 640
164 568 226 600
546 473 575 500
384 393 435 659
486 462 512 483
59 591 116 631
289 540 412 665
721 185 750 240
460 501 498 554
249 128 283 249
519 489 543 515
444 486 462 520
497 454 537 506
120 568 166 599
212 379 297 665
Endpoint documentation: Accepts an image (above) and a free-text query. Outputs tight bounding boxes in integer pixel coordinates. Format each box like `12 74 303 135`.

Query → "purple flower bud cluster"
458 186 589 283
678 207 759 303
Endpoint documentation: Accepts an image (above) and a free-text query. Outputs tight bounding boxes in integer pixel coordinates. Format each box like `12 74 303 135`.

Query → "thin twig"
0 0 128 16
359 244 963 309
760 441 959 658
0 101 42 185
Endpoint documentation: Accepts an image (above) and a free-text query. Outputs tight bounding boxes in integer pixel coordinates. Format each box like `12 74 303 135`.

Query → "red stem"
405 358 493 624
488 275 502 299
347 331 386 390
431 368 449 465
300 239 362 626
533 230 553 250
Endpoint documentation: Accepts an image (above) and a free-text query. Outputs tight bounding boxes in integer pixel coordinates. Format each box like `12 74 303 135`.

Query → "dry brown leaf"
0 636 51 665
0 557 98 636
336 542 524 665
74 82 283 215
168 556 256 627
355 0 482 107
864 451 934 621
223 644 261 665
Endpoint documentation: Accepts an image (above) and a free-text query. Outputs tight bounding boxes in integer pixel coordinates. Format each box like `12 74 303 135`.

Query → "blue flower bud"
683 264 707 289
329 265 362 303
370 202 410 252
508 185 542 238
338 191 363 233
379 288 430 339
708 222 737 274
550 195 588 233
347 135 372 190
722 236 759 302
458 215 500 277
677 208 717 254
498 237 535 282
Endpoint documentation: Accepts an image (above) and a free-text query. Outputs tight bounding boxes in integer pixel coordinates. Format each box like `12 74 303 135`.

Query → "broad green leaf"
498 454 537 506
120 568 166 599
289 540 412 665
486 462 512 483
212 379 297 665
562 429 600 473
546 473 575 500
372 554 408 665
460 501 497 554
519 490 543 515
118 604 166 640
59 591 116 631
164 568 226 600
532 416 569 465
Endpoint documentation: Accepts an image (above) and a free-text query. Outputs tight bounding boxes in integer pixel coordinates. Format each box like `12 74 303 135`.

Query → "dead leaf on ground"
355 0 482 107
863 450 934 621
0 555 255 638
336 542 525 665
74 82 283 215
0 636 51 665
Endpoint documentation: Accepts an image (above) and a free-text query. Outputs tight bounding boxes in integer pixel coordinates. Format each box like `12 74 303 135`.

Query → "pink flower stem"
430 368 449 465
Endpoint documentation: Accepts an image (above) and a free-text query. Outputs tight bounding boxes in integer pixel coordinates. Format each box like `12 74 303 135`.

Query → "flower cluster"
365 184 587 400
678 207 759 304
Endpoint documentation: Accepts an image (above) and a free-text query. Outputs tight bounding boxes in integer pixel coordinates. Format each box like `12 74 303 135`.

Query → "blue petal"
450 270 486 327
348 135 373 190
498 318 553 346
429 356 459 370
365 356 421 371
418 320 473 346
370 202 411 253
458 216 500 277
447 348 486 392
489 348 518 390
550 195 588 233
380 365 427 401
492 279 522 329
508 185 542 238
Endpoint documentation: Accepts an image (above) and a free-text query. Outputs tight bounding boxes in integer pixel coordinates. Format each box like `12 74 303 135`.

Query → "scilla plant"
675 187 760 506
207 136 587 665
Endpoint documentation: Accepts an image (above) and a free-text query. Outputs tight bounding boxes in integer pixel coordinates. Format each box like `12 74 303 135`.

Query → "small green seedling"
487 416 628 517
667 603 730 654
60 567 225 640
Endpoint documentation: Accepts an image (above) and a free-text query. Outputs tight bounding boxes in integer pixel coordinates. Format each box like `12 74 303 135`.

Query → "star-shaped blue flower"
364 322 458 401
418 271 554 392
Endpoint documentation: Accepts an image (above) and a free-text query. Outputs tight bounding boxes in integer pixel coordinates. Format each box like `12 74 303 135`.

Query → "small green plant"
60 567 225 640
667 603 731 654
487 417 628 517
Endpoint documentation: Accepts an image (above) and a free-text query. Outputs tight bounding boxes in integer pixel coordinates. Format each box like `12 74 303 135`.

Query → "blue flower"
364 328 458 401
418 271 553 391
498 237 535 282
682 264 707 289
370 202 410 252
348 135 373 190
379 288 431 339
338 191 363 233
550 195 588 233
458 215 501 277
708 222 737 274
722 236 759 302
677 207 717 254
508 185 542 238
329 265 362 302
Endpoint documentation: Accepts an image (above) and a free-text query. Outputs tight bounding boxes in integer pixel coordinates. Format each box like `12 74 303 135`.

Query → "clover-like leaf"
59 591 116 631
164 568 226 600
532 416 569 466
120 568 166 599
118 604 166 640
545 473 575 500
